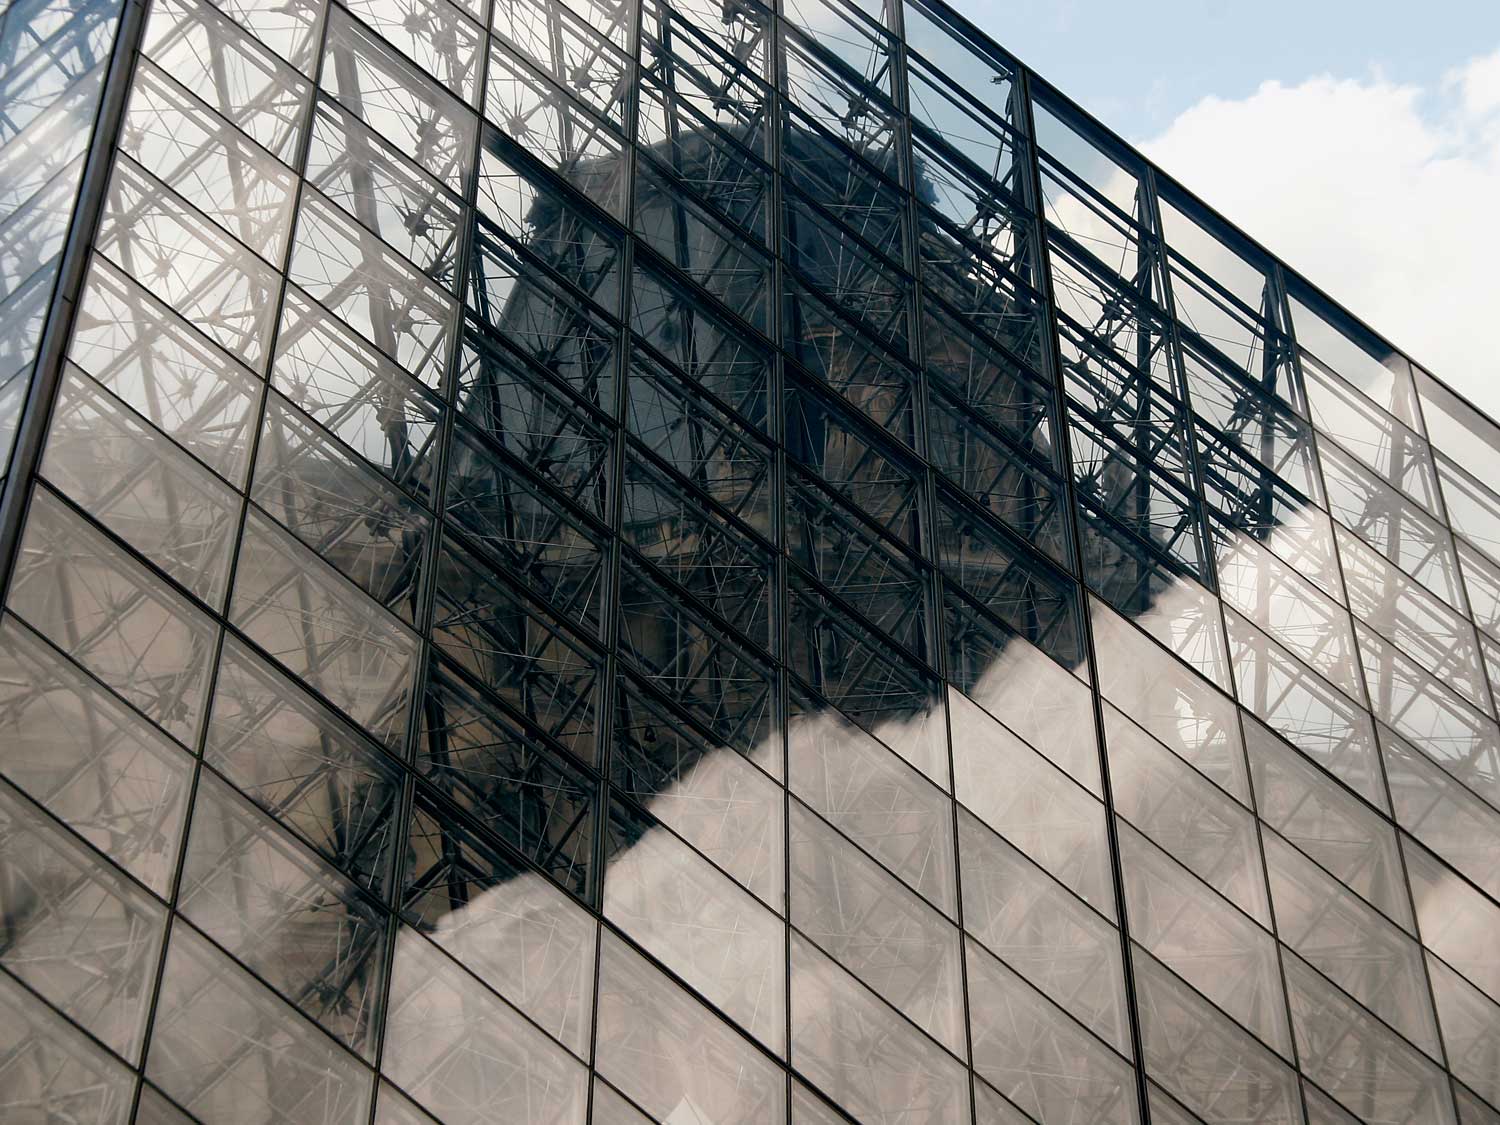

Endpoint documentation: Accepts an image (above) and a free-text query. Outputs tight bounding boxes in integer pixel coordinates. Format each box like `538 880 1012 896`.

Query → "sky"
949 0 1500 420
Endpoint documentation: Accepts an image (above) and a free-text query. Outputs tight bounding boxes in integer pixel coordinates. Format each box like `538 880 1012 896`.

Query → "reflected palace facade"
1 0 1499 1122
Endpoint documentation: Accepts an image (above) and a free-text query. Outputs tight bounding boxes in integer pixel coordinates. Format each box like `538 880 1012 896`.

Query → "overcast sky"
950 0 1500 420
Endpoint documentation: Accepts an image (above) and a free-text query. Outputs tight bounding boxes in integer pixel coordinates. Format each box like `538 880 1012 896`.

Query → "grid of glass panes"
1 0 1499 1122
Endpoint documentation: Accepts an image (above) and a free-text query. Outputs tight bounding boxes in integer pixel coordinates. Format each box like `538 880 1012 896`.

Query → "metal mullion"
1007 63 1155 1125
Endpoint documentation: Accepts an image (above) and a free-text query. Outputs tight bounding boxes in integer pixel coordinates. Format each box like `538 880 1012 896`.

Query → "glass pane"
321 7 475 190
789 932 969 1125
205 636 405 896
1132 947 1300 1125
1283 950 1455 1125
615 676 783 906
1091 599 1248 802
1105 703 1269 924
68 256 261 487
120 60 298 262
0 967 136 1125
958 807 1129 1052
96 158 280 369
788 800 964 1054
42 365 240 607
0 613 192 893
788 703 956 915
146 921 373 1125
381 932 588 1125
0 779 165 1060
1404 839 1500 1004
595 930 786 1125
1262 832 1440 1058
965 936 1139 1125
231 508 417 750
410 828 596 1056
9 486 218 744
1245 716 1412 929
141 0 309 162
604 800 785 1053
949 687 1116 919
176 771 388 1057
1118 820 1290 1056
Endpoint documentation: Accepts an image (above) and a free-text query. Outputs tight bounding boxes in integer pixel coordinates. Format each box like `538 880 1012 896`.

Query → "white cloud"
1136 48 1500 420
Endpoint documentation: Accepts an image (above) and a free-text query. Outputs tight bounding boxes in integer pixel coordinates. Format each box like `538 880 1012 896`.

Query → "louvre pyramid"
1 0 1499 1121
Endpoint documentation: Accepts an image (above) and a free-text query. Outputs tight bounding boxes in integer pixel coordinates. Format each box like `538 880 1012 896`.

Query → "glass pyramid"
0 0 1498 1121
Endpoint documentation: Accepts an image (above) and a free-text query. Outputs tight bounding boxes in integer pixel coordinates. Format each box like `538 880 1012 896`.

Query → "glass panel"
1338 524 1489 712
68 256 261 487
141 0 309 162
252 390 430 623
1319 434 1466 611
374 1081 442 1125
1287 289 1420 429
321 6 476 190
1215 523 1361 700
1245 716 1412 929
42 364 240 607
1303 354 1440 513
120 60 298 262
949 687 1116 919
591 1078 654 1125
342 0 483 105
952 631 1100 796
232 507 417 749
1404 839 1500 1004
604 800 785 1053
1262 831 1440 1057
146 921 373 1125
206 0 323 73
9 486 218 744
272 286 442 492
1226 608 1387 810
1357 622 1500 802
381 932 588 1125
95 158 281 369
615 675 783 905
411 667 597 896
0 614 192 893
965 936 1140 1125
0 779 165 1060
1091 598 1248 802
1104 703 1269 924
1384 722 1500 902
1118 820 1290 1056
1282 950 1456 1125
788 703 956 915
1131 947 1301 1125
0 966 136 1125
205 635 404 896
428 537 604 764
408 824 596 1056
1427 953 1500 1110
176 771 388 1057
134 1082 200 1124
958 806 1129 1052
788 932 969 1125
788 800 964 1053
305 97 463 291
595 930 786 1125
288 190 457 388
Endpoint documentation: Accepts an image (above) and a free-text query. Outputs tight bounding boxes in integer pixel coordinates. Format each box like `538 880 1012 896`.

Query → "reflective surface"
2 0 1499 1122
